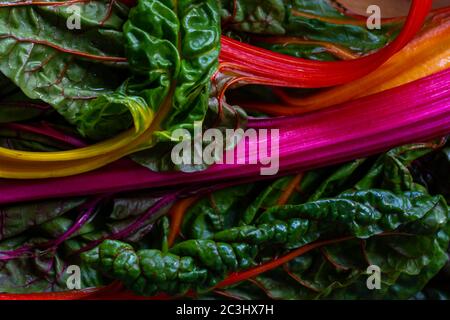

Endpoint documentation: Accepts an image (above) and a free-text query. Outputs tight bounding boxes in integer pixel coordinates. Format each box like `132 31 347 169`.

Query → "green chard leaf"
126 0 249 172
0 198 85 241
123 0 221 140
0 126 77 152
0 0 151 140
287 0 400 52
84 189 449 297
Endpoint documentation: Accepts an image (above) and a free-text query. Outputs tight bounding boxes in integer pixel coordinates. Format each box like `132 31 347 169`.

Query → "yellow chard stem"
0 103 155 179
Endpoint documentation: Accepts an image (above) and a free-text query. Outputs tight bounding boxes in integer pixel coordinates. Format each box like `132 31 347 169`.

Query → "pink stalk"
0 69 449 205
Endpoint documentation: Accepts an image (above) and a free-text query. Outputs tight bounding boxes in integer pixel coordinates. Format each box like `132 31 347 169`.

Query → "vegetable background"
0 0 449 300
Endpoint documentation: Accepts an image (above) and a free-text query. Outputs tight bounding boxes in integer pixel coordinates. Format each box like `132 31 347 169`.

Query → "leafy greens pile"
1 140 449 299
0 0 449 300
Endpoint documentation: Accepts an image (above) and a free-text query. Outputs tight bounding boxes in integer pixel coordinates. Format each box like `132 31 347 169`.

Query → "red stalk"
0 289 100 301
0 281 123 301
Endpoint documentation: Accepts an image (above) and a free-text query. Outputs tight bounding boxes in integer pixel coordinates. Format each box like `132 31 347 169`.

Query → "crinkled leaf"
0 0 152 140
84 189 449 297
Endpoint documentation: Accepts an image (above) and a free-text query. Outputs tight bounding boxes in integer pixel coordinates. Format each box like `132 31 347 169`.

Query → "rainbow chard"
0 0 435 179
0 0 449 300
0 0 224 141
0 140 449 297
1 68 449 205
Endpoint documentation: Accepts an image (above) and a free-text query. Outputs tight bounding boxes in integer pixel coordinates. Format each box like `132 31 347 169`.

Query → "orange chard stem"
277 173 304 206
167 196 199 247
215 236 355 289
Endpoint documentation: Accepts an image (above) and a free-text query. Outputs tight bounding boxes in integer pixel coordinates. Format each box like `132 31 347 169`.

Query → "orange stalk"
0 289 100 301
167 196 199 247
